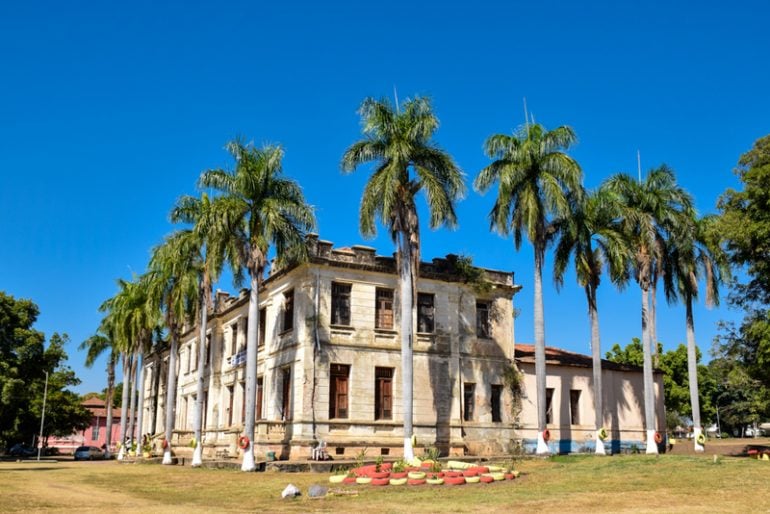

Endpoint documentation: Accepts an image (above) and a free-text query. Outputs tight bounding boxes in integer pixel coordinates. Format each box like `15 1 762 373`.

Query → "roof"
514 344 655 373
81 398 125 418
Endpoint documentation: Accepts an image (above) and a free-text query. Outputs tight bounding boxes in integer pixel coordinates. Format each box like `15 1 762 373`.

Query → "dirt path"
666 436 770 456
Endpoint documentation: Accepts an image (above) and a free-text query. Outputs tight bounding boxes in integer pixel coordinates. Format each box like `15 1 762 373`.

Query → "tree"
475 122 581 454
200 140 315 471
604 165 693 454
169 193 238 466
341 96 464 460
554 187 628 454
147 232 200 464
669 214 728 450
80 318 119 458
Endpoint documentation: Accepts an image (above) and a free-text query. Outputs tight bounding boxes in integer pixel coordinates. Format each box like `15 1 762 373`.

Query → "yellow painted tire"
465 476 480 484
189 438 197 449
487 465 504 473
447 460 470 470
696 433 706 445
483 472 505 481
598 428 608 441
407 471 426 480
329 475 345 484
356 477 372 485
389 478 407 486
426 478 444 485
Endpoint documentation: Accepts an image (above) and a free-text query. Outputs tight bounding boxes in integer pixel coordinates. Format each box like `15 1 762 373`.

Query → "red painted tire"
472 466 489 474
444 470 462 478
480 475 495 483
342 477 357 484
504 473 515 480
371 478 389 486
407 478 426 486
162 439 169 449
654 432 663 444
426 472 445 479
238 436 249 450
444 476 466 485
369 471 389 479
390 472 408 479
543 429 551 442
462 470 478 477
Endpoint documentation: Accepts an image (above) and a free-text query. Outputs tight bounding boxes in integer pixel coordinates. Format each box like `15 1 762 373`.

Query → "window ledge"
330 324 355 331
374 328 397 335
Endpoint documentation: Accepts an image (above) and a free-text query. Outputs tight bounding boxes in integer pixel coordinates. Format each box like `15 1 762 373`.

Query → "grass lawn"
2 448 769 513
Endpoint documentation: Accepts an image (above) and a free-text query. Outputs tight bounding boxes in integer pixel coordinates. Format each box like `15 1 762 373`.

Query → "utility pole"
37 371 49 461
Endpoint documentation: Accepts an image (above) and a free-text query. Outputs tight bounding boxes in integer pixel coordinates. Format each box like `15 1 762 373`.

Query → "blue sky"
1 1 768 395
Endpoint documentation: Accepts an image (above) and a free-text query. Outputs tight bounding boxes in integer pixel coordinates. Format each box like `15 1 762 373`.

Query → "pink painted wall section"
47 398 131 453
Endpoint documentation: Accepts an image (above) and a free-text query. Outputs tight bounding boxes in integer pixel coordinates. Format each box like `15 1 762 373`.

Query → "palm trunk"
534 247 549 455
192 279 210 467
686 294 704 452
399 231 415 461
104 351 115 459
162 331 179 465
588 285 605 455
650 279 658 367
128 352 138 450
642 286 659 454
135 351 146 457
241 271 259 472
118 352 130 460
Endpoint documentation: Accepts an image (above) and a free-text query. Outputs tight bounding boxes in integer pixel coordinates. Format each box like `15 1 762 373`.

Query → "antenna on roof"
394 85 400 113
637 150 642 183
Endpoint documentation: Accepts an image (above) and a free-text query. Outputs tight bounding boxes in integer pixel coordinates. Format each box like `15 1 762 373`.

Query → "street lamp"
37 371 49 461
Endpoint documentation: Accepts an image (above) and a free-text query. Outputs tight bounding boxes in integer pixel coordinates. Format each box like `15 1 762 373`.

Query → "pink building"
48 397 125 454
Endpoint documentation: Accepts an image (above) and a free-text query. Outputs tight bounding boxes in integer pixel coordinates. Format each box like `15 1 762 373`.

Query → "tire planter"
371 478 390 486
444 476 466 485
390 472 408 479
654 432 663 444
462 469 478 477
421 460 435 469
343 477 357 484
369 471 390 479
504 473 515 480
425 472 444 479
444 470 462 478
479 475 495 484
465 476 481 484
447 460 470 470
488 472 505 481
329 475 346 484
407 471 426 480
356 477 372 485
389 478 407 486
407 478 426 486
471 466 489 474
238 436 249 450
426 478 444 485
487 465 504 472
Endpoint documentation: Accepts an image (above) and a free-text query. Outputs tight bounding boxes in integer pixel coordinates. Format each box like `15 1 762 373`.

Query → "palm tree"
474 122 581 455
342 96 465 460
554 187 628 454
80 318 118 458
199 141 315 471
670 214 728 451
604 165 693 454
169 193 239 466
147 232 201 465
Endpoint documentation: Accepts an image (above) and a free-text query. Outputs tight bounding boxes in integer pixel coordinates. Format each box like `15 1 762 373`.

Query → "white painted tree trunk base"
595 432 606 455
117 446 125 461
192 445 203 467
403 437 415 462
536 432 550 455
162 448 173 465
693 427 705 453
645 429 659 454
241 444 256 472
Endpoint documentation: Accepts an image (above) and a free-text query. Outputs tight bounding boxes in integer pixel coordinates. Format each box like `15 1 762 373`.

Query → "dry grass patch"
2 453 769 513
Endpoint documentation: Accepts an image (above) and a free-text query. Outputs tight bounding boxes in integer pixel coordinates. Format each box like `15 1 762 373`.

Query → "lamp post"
37 371 49 461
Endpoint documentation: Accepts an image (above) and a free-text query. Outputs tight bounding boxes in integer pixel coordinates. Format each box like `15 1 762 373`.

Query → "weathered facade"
141 235 521 460
140 236 665 460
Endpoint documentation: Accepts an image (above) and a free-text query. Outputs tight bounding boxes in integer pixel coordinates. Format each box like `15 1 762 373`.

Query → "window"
375 288 394 329
258 307 266 347
91 424 100 440
546 388 555 424
463 383 475 421
281 367 292 420
227 385 234 427
476 301 491 338
230 324 237 356
240 381 246 423
282 291 294 332
256 377 264 420
491 384 503 422
570 389 581 425
417 293 435 333
331 283 352 325
375 367 393 420
329 364 350 419
205 334 211 367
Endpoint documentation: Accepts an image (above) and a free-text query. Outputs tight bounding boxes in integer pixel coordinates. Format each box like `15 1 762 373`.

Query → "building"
140 235 664 459
515 345 665 453
47 397 123 454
